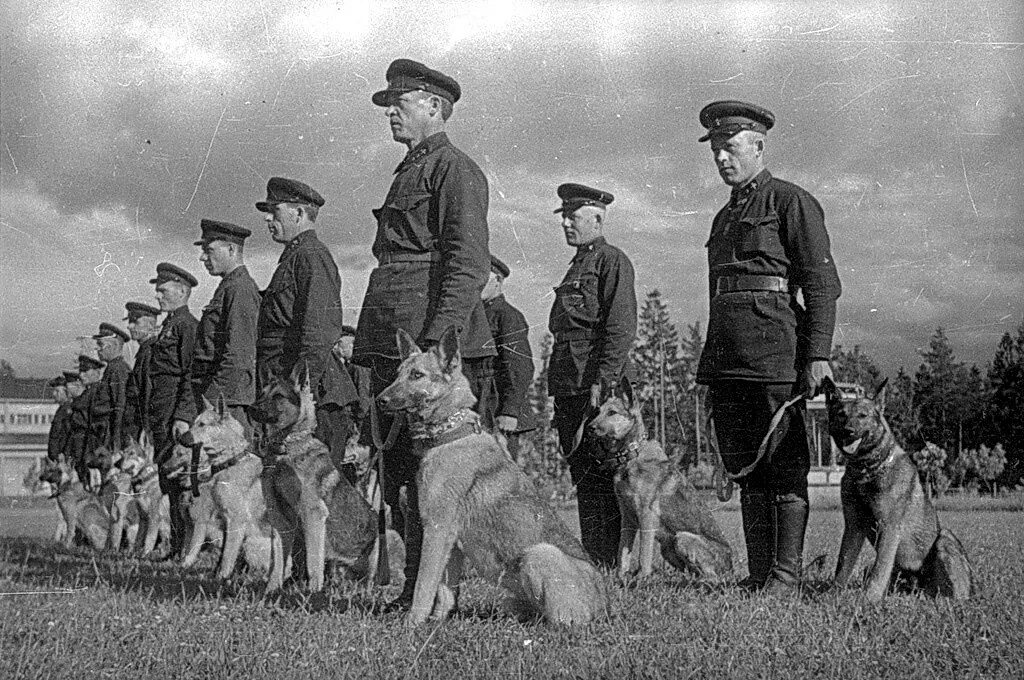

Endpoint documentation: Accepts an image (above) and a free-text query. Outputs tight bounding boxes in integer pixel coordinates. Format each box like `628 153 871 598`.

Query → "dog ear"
618 375 634 406
202 396 215 413
821 375 838 403
437 325 462 377
873 378 889 414
396 329 421 360
216 392 227 418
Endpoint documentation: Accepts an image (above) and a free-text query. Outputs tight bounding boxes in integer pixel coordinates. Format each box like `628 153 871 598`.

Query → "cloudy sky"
1 0 1021 379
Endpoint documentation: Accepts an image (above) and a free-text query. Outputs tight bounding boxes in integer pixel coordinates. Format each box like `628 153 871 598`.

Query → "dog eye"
409 369 425 380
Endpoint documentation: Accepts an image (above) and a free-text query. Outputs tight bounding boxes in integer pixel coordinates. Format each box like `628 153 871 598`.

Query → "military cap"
124 301 161 321
62 370 81 383
149 262 198 288
255 177 326 213
194 218 251 246
490 255 510 278
93 322 130 343
340 324 357 337
77 354 105 372
48 376 66 388
372 58 461 107
698 100 775 142
554 183 615 214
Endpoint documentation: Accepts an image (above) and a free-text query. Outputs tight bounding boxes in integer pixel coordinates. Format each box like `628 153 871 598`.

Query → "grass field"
1 497 1021 679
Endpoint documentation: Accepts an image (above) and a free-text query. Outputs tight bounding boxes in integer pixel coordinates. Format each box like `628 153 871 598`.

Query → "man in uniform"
548 182 637 569
695 101 841 594
46 375 71 462
89 322 132 454
173 219 260 436
482 255 535 461
69 354 105 486
148 262 199 557
354 58 495 607
255 177 358 456
124 302 161 442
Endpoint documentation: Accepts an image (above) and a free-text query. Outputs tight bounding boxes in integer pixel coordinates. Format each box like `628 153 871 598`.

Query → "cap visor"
255 201 275 213
372 87 415 107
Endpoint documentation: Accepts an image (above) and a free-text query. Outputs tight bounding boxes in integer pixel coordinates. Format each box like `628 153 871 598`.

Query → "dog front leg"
432 545 463 620
180 512 209 568
834 521 869 587
617 504 638 581
864 524 902 602
108 503 125 551
409 524 459 626
301 501 329 592
637 509 660 578
217 519 246 580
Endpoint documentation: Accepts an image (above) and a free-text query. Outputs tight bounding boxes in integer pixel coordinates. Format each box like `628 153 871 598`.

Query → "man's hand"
800 360 834 398
589 383 602 409
171 420 190 441
495 415 518 433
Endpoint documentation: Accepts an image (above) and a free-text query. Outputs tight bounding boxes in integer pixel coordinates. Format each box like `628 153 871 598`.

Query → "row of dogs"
40 326 972 625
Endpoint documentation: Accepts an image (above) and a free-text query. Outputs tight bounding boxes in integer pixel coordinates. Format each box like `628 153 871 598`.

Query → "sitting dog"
161 444 224 562
119 444 171 557
89 445 142 551
251 371 378 592
824 377 972 601
38 456 111 550
377 327 608 626
587 377 733 582
178 398 279 583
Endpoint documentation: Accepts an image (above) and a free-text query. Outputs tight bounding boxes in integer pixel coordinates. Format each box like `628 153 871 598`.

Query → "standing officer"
46 374 71 461
90 322 132 453
173 219 260 434
354 58 495 608
124 302 161 442
482 255 535 460
255 177 358 454
70 354 105 486
548 183 637 569
148 262 199 557
695 101 841 594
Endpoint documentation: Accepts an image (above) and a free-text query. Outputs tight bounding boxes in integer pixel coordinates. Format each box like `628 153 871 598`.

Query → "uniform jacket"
353 132 495 364
176 265 260 421
149 305 198 422
696 169 842 383
47 402 72 461
257 230 357 408
67 388 92 463
548 236 637 397
484 293 535 429
125 336 154 436
86 356 130 451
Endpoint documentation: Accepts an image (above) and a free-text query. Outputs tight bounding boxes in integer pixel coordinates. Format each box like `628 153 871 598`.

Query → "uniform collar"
483 293 506 309
164 305 191 322
573 235 606 261
221 264 249 281
281 230 318 261
730 168 771 203
394 132 450 174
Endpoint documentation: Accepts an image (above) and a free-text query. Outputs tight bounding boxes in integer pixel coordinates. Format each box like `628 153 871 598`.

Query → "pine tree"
630 290 686 456
830 344 883 393
988 319 1024 484
523 333 573 501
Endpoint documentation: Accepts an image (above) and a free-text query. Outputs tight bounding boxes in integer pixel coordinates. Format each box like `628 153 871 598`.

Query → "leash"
368 399 402 587
712 393 806 502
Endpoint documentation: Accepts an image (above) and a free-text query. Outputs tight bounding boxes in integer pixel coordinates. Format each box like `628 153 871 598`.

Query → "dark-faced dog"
824 377 972 601
251 370 378 592
119 444 170 557
377 327 608 626
587 377 733 582
38 457 111 550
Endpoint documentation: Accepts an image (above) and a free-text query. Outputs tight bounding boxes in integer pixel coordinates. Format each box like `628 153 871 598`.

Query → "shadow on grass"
0 536 391 614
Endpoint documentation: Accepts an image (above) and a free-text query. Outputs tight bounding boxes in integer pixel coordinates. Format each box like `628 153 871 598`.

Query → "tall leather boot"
764 492 809 595
738 489 774 590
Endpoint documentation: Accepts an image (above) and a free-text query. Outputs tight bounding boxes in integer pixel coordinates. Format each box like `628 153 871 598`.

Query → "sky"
1 0 1022 380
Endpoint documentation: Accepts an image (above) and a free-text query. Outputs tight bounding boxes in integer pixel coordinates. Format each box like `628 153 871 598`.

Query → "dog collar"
210 446 254 476
132 464 159 489
411 409 482 449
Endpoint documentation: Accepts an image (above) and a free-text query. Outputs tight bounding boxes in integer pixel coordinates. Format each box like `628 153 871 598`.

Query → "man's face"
710 131 763 187
333 335 354 362
264 203 301 244
51 385 67 403
199 240 234 276
66 381 84 398
385 91 434 146
128 316 158 341
96 337 122 362
80 368 102 386
155 281 187 312
561 207 604 247
481 271 501 301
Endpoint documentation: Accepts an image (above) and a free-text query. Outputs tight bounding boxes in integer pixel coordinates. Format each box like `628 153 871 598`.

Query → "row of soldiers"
46 57 840 604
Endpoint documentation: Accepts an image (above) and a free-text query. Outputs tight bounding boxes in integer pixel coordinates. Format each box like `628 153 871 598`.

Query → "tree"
885 368 922 451
0 359 14 380
912 442 948 499
988 319 1024 484
830 344 884 393
630 290 686 455
523 333 573 502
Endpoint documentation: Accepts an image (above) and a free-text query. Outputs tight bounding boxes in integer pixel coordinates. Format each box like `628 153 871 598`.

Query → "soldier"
548 182 637 569
329 325 372 483
124 301 161 441
46 375 71 462
255 177 359 458
172 219 260 436
695 101 841 594
89 322 132 454
148 262 199 557
354 58 495 608
482 255 535 461
70 354 105 486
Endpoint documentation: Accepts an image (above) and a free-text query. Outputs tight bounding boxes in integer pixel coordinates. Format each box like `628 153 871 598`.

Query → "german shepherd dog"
161 443 224 561
250 370 378 592
823 377 972 601
587 377 733 582
119 444 171 557
178 398 279 584
89 444 144 551
38 457 111 550
377 327 608 626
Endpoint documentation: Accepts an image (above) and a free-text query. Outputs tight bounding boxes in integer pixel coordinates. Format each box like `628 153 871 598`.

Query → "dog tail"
930 527 973 600
517 543 608 625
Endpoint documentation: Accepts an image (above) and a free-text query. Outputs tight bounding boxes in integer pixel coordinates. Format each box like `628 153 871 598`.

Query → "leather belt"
377 251 440 265
555 328 597 341
715 275 789 297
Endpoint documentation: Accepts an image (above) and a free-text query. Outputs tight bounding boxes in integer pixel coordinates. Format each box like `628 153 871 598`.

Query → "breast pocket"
737 213 784 260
